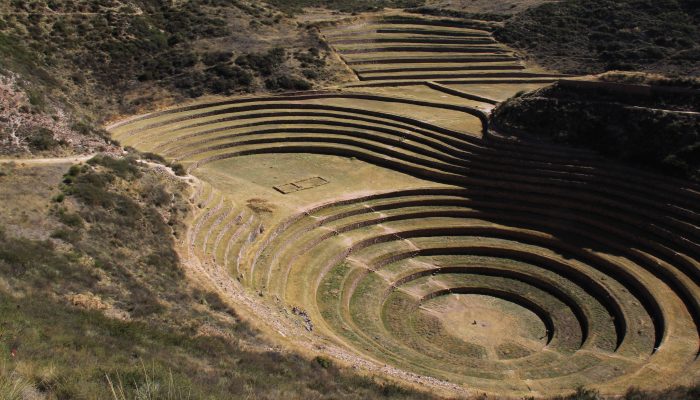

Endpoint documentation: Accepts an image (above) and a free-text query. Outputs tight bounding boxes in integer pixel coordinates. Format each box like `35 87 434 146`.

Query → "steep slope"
495 0 700 76
0 155 432 399
490 74 700 182
0 0 352 157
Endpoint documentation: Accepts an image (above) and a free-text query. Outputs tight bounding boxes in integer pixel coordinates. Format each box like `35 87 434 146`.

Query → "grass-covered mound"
490 76 700 182
495 0 700 76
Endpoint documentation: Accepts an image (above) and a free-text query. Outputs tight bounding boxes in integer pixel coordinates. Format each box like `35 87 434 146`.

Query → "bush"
202 51 232 66
56 208 83 228
314 356 332 369
142 152 166 164
622 385 700 399
0 229 94 288
27 127 60 151
193 289 236 316
71 121 93 136
87 155 141 180
50 228 81 243
67 164 81 176
170 163 186 176
265 74 311 91
235 47 286 76
265 0 421 14
552 387 602 400
302 68 318 79
142 248 180 273
140 183 170 207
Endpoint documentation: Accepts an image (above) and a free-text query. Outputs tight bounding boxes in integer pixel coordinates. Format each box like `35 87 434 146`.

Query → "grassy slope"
495 0 700 76
0 0 349 157
0 0 339 103
0 157 432 399
489 78 700 182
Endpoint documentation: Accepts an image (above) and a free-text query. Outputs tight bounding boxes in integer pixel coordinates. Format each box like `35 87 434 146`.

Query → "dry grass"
106 363 192 400
0 367 34 400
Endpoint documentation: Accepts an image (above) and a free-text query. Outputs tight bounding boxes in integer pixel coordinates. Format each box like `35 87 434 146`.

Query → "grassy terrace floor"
107 10 700 399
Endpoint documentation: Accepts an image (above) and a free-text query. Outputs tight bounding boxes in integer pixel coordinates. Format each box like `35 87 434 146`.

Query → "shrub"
553 387 602 400
142 152 166 164
170 163 186 176
193 289 236 316
235 47 286 76
71 121 93 136
314 356 332 369
67 164 81 177
302 68 318 79
265 0 421 14
50 228 81 243
622 385 700 399
143 248 180 273
202 51 232 66
56 208 84 228
140 183 170 207
27 88 46 110
87 155 141 180
0 229 94 288
265 74 311 91
27 127 60 151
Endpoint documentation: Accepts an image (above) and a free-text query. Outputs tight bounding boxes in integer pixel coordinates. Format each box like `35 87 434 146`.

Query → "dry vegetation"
0 72 117 155
421 0 555 16
495 0 700 76
0 0 352 158
2 2 700 400
0 156 431 399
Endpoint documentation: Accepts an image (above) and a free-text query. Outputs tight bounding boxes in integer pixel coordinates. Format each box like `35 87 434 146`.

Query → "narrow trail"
0 154 96 165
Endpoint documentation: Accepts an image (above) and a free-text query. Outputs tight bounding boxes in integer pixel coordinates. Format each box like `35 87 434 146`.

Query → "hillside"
2 2 700 400
0 154 433 399
0 0 351 156
0 0 349 100
267 0 423 13
422 0 554 16
495 0 700 76
490 73 700 182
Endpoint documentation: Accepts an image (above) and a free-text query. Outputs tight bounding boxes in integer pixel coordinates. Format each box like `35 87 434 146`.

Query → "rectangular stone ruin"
274 176 329 194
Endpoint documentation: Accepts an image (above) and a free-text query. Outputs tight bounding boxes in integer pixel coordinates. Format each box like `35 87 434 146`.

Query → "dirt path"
0 154 96 165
